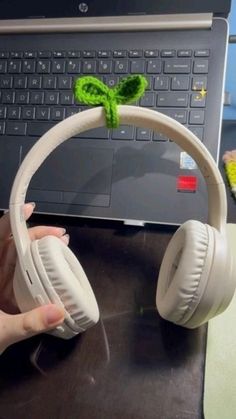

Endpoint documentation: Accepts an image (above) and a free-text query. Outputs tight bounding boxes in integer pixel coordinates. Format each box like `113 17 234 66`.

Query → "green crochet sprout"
73 75 147 128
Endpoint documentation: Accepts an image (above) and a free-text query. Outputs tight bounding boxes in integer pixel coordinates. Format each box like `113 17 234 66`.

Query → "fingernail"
62 233 70 245
26 202 36 208
59 228 66 235
44 305 64 326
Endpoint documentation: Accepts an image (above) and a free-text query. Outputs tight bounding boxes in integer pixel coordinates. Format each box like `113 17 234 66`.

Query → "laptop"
0 0 231 226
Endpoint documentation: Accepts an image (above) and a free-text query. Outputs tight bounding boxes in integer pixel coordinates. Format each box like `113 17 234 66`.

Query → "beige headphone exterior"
9 106 236 338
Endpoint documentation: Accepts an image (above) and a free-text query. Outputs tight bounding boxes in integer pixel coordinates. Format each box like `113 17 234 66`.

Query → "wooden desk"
0 120 235 419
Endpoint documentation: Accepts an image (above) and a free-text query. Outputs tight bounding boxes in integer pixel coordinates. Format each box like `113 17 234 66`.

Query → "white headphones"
9 106 236 339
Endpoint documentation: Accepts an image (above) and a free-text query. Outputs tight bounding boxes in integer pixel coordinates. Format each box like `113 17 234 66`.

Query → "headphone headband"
9 106 227 254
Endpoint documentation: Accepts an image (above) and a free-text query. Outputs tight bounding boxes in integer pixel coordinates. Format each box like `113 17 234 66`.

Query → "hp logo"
78 2 89 13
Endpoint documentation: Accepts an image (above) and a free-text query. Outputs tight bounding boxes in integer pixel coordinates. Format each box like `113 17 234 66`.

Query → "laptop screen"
0 0 231 19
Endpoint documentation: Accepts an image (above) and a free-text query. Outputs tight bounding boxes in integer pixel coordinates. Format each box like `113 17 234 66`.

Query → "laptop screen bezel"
0 0 231 20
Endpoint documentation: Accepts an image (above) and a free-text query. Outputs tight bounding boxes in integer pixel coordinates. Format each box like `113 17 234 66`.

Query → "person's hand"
0 203 69 355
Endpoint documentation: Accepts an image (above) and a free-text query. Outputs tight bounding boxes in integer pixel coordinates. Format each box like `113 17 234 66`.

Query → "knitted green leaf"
73 75 147 128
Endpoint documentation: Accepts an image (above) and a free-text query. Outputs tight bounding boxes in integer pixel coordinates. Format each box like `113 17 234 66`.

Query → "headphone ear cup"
156 220 213 327
31 235 99 331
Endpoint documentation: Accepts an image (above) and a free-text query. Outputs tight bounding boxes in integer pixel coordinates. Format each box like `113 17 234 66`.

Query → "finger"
23 202 35 221
0 202 35 244
0 304 65 354
28 225 68 241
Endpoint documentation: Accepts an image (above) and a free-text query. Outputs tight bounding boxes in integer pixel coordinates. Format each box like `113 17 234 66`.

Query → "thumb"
0 304 65 354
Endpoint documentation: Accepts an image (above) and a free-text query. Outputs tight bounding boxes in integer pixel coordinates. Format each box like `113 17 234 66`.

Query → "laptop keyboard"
0 48 209 142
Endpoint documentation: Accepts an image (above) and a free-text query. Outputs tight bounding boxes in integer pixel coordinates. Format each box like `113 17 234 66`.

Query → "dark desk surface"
0 120 235 419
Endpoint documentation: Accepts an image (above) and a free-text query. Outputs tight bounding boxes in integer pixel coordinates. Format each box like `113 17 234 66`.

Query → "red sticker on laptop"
177 176 198 192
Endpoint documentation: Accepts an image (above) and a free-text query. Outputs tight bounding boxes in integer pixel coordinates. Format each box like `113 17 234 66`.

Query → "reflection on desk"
0 218 206 419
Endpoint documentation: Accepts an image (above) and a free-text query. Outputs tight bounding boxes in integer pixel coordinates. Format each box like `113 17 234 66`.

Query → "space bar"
27 122 55 137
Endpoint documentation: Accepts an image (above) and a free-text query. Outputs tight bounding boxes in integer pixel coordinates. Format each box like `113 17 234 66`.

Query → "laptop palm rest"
26 143 113 208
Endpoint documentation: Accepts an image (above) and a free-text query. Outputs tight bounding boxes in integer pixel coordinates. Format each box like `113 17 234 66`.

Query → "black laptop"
0 0 231 225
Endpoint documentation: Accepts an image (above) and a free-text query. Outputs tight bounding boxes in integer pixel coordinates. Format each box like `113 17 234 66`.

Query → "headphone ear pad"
156 220 213 327
31 235 99 331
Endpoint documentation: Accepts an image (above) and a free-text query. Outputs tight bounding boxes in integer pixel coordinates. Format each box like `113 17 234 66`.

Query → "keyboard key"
83 50 96 58
189 110 205 125
45 91 59 105
103 75 119 87
158 108 187 124
0 60 7 73
164 59 191 74
52 60 66 73
114 60 129 74
27 121 54 136
113 50 127 58
146 59 161 74
38 51 52 58
154 76 169 90
13 76 27 89
42 76 57 89
60 91 74 105
112 125 134 140
171 76 189 90
130 59 145 74
188 126 204 140
6 121 27 136
194 49 210 57
98 60 112 74
66 107 79 118
57 76 72 89
8 60 21 73
67 51 80 58
140 92 155 107
190 93 206 107
22 60 36 73
2 90 15 104
157 92 188 107
161 50 175 57
153 132 169 141
51 107 65 120
24 51 37 58
0 121 5 134
37 60 51 73
30 91 44 104
192 76 207 91
28 76 42 89
0 106 7 119
144 50 159 58
10 52 23 59
98 51 111 58
15 91 29 104
82 60 96 73
193 60 209 74
67 60 80 74
22 106 36 119
0 52 9 58
76 127 109 139
53 51 66 58
36 107 50 120
0 76 13 88
8 106 21 119
177 50 192 57
136 128 152 141
129 50 142 58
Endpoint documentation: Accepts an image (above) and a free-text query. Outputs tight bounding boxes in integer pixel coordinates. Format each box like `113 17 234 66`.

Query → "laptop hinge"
0 13 213 34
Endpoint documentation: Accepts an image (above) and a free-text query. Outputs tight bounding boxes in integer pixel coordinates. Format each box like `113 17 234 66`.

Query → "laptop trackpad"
27 144 113 207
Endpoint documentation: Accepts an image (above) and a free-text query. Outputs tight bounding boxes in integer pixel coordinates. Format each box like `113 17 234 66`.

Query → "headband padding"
156 220 213 326
31 236 99 331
